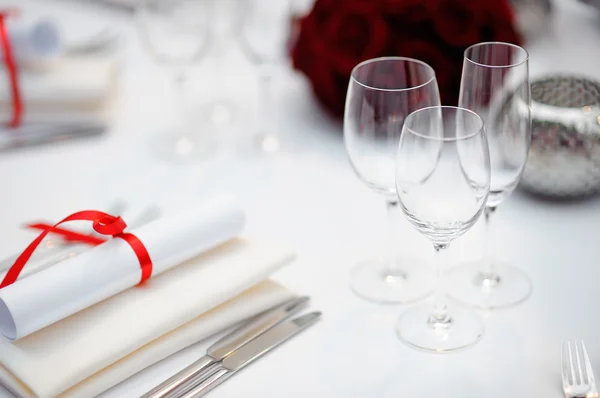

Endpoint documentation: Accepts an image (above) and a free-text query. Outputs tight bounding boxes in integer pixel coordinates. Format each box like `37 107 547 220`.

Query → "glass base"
258 133 282 153
349 258 434 304
234 131 293 157
395 302 484 353
204 100 237 128
446 263 532 310
150 132 216 163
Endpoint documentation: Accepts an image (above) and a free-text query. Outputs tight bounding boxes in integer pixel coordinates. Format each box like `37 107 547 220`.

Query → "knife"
0 121 105 151
140 296 310 398
176 311 322 398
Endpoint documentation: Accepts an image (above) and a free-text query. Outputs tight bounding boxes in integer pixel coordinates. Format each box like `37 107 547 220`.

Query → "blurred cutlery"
0 121 106 151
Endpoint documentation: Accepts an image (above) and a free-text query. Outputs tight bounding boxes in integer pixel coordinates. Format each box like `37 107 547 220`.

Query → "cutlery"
65 26 120 54
176 311 321 398
562 341 598 398
141 296 310 398
0 121 106 151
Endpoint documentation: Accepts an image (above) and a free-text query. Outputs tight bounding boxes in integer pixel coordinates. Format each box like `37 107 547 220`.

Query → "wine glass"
344 57 440 304
202 0 240 129
447 42 532 309
395 106 491 352
137 0 214 162
236 0 292 153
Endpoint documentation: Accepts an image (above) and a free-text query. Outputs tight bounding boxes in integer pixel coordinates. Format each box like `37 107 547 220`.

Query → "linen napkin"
0 55 118 125
0 196 245 341
0 237 294 398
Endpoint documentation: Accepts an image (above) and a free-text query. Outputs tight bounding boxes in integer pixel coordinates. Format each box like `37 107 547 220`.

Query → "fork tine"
575 341 585 385
568 341 577 385
562 342 570 386
582 341 595 384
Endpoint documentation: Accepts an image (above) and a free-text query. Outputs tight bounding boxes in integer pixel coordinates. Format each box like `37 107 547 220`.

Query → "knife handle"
178 368 231 398
140 356 215 398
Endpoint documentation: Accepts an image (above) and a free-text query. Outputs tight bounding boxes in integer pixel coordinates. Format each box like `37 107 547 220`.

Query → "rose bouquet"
291 0 522 117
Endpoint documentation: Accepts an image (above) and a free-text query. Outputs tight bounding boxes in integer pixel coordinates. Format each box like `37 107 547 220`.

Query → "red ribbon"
0 10 23 127
0 210 153 289
26 222 107 246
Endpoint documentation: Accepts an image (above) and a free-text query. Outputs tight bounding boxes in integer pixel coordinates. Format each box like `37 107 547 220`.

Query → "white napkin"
0 55 118 125
0 237 294 398
0 196 245 340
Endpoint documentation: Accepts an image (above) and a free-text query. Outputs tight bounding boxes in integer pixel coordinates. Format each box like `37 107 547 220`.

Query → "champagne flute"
447 42 532 309
395 106 491 352
137 0 214 162
344 57 439 304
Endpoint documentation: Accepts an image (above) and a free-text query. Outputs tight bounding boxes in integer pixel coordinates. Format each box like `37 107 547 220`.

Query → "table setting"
0 3 120 150
0 0 599 397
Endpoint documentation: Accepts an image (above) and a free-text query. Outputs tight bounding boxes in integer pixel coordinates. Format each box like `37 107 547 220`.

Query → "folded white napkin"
0 238 294 398
0 55 118 124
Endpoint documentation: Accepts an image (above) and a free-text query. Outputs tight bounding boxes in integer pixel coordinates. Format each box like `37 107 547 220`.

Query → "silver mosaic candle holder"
520 75 600 198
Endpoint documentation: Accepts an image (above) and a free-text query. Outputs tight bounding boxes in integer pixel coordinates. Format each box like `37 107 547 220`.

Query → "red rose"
311 0 343 22
291 0 522 117
380 0 431 20
292 0 391 115
322 2 390 75
291 15 323 77
396 40 456 105
479 0 522 45
311 68 349 116
292 14 348 115
430 0 483 47
486 2 523 45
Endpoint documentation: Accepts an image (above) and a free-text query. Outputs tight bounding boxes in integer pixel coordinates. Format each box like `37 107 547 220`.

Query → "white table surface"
1 0 600 397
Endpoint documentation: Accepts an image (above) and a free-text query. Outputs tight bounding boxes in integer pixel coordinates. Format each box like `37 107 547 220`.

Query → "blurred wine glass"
203 0 239 130
137 0 215 162
236 0 293 153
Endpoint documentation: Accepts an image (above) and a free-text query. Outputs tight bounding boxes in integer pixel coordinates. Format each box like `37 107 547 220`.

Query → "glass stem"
173 69 187 102
480 206 500 287
429 244 451 327
172 69 188 135
257 67 274 142
384 200 405 279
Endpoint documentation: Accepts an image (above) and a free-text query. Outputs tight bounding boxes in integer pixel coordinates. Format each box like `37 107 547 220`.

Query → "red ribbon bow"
0 210 153 289
0 9 23 127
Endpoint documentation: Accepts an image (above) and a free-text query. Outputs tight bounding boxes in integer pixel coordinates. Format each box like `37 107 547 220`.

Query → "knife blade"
140 296 309 398
0 121 105 151
177 311 322 398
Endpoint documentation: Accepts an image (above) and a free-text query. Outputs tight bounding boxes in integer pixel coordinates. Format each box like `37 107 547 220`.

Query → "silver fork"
562 341 598 398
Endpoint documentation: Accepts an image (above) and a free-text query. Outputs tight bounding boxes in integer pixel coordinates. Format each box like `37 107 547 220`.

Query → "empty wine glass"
203 0 240 129
395 106 491 352
344 57 440 304
236 0 292 153
137 0 214 162
447 42 532 309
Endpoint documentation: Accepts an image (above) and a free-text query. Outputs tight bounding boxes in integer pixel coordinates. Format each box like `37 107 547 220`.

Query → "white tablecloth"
1 0 600 397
